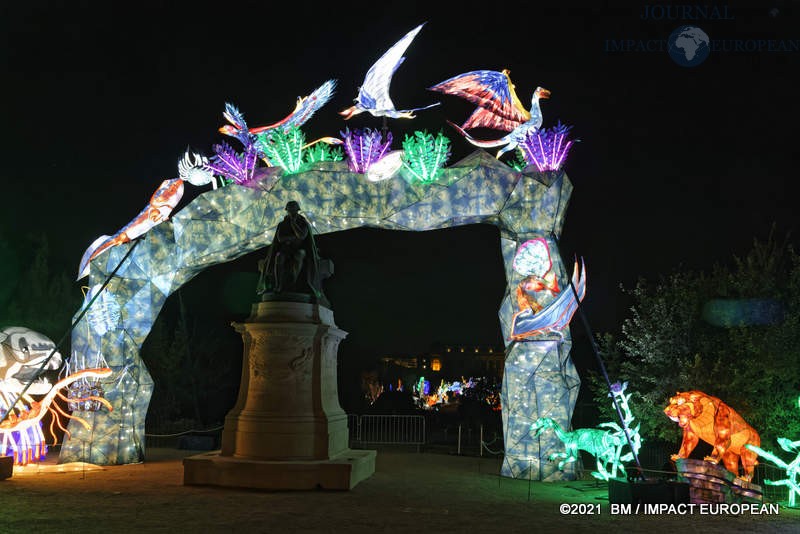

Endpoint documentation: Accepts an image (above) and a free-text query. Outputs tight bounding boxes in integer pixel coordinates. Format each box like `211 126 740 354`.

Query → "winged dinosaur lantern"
340 23 440 120
219 79 340 149
429 69 550 159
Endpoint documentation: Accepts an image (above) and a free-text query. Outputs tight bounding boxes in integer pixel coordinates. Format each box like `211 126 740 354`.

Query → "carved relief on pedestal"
247 332 267 384
321 334 342 383
288 346 313 375
241 328 318 413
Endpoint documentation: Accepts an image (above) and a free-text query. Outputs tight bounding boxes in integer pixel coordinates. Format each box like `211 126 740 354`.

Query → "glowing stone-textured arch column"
500 335 580 480
495 170 580 480
62 150 577 470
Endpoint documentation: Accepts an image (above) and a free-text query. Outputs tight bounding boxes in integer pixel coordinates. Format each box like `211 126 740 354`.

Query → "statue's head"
285 201 301 215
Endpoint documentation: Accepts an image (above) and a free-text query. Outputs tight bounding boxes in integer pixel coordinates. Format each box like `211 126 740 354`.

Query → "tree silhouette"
591 229 800 450
0 232 79 345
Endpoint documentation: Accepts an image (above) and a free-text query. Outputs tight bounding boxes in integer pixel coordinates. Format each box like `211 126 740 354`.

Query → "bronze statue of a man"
258 201 327 304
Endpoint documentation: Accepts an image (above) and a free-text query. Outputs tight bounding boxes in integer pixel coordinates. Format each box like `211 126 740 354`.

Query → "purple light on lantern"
205 141 259 185
340 127 393 173
519 121 575 172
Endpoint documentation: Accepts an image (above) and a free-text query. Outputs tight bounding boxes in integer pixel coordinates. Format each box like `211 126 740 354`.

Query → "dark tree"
590 231 800 450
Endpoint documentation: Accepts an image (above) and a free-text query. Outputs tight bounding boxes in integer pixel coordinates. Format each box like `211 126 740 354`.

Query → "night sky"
2 2 799 377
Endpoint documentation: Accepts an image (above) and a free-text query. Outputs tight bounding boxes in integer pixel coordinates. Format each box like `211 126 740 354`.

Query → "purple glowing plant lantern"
609 381 628 397
340 127 393 173
518 121 575 172
205 141 259 185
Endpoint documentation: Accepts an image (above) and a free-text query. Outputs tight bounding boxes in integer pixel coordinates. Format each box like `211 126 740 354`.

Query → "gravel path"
1 448 797 533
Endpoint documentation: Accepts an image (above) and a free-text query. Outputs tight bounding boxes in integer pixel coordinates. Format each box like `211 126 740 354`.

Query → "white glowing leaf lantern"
179 150 216 188
512 238 552 277
83 285 122 336
366 150 404 182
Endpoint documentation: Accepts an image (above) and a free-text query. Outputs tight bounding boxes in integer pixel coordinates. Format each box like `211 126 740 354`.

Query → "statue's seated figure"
257 201 331 307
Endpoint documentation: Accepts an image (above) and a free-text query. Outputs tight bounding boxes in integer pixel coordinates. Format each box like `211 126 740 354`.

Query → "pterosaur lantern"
429 69 550 159
339 23 440 120
63 28 584 481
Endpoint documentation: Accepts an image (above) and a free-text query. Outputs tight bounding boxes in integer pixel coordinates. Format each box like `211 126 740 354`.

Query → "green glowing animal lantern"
532 383 641 481
532 417 624 480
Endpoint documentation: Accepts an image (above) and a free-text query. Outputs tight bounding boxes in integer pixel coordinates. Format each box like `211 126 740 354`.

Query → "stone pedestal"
183 301 375 490
675 458 763 504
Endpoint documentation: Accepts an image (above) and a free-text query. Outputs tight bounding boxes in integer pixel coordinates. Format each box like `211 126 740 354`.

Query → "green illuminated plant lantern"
256 126 307 174
401 130 451 184
747 397 800 506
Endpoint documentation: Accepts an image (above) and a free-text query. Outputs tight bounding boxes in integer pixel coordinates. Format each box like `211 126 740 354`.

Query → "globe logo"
668 25 710 67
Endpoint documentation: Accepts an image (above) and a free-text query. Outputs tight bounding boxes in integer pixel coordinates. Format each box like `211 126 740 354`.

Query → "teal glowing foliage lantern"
600 381 642 477
746 396 800 507
304 142 343 165
506 153 527 172
256 125 306 174
401 130 451 184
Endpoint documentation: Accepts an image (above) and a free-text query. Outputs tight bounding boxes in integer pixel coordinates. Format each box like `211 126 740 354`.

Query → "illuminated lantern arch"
62 149 578 480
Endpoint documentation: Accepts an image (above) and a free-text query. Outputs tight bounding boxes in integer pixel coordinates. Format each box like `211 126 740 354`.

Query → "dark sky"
2 2 799 373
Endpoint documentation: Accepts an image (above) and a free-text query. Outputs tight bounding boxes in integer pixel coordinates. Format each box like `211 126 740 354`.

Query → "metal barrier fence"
348 414 426 451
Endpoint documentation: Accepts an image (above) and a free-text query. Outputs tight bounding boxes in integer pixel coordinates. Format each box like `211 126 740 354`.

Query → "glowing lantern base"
183 301 375 490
